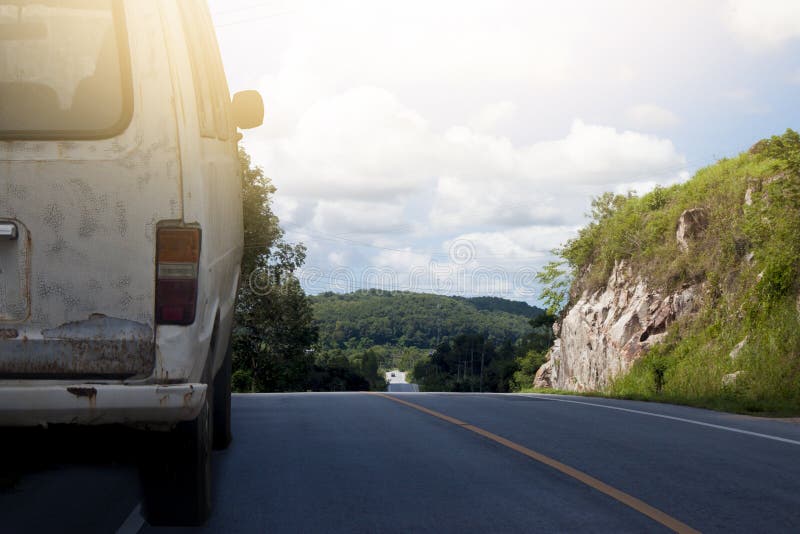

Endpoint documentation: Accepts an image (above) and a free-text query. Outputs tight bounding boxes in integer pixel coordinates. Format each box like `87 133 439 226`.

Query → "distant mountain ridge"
453 295 542 317
311 290 543 350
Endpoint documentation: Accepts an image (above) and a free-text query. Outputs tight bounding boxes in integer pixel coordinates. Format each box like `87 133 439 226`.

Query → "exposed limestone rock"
764 172 787 186
537 261 701 391
729 337 747 360
744 174 787 209
676 208 709 252
533 345 556 388
722 371 743 387
533 322 563 388
744 177 761 207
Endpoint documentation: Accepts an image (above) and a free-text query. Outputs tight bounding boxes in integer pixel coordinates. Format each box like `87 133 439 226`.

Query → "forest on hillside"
311 290 551 392
312 290 542 350
229 150 550 394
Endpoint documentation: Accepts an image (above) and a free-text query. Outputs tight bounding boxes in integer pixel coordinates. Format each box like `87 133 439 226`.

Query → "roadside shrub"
232 368 256 393
510 350 547 392
757 253 796 302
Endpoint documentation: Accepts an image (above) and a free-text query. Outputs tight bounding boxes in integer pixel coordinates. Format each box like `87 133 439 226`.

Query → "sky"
207 0 800 306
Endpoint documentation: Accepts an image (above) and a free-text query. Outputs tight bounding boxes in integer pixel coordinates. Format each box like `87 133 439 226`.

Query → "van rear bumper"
0 383 206 427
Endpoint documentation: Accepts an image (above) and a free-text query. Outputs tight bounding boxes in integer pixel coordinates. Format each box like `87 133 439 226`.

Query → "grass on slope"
552 129 800 415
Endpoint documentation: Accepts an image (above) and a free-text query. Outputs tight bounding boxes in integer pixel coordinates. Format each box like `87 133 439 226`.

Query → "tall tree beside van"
232 149 318 392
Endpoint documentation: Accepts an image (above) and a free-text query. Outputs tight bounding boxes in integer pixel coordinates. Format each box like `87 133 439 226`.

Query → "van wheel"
140 381 213 526
213 342 233 450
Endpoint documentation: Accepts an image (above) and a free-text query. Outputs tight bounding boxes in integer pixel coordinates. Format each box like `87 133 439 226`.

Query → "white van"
0 0 262 525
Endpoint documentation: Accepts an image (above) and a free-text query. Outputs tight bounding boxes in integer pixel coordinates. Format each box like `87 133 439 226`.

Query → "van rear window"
0 0 131 139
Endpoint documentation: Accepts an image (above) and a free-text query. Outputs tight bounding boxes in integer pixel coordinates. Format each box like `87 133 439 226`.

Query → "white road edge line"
523 394 800 446
116 503 145 534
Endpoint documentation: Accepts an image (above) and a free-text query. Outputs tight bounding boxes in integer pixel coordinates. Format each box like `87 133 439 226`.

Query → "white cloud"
541 121 683 179
241 0 578 143
253 86 438 202
626 104 681 130
725 0 800 49
429 120 685 229
613 171 691 196
372 249 432 272
256 85 685 240
271 195 300 225
468 101 518 133
213 0 747 302
245 76 686 305
310 199 406 235
327 251 349 266
429 176 567 231
447 226 576 263
614 64 636 84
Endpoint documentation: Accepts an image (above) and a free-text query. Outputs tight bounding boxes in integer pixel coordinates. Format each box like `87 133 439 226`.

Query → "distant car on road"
0 0 262 526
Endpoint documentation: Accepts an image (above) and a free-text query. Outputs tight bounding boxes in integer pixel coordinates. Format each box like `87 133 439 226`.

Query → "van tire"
140 378 213 526
213 341 232 450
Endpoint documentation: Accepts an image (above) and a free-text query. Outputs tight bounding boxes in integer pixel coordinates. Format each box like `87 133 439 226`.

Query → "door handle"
0 222 18 240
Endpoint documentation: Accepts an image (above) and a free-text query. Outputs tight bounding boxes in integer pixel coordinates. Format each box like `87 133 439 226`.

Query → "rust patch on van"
67 386 97 400
0 315 154 377
67 386 98 408
183 386 194 407
0 328 18 339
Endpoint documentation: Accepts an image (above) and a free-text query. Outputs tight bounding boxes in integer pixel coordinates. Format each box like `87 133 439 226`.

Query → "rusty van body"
0 0 263 525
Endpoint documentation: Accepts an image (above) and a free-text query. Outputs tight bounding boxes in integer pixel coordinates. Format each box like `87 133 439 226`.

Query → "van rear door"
0 0 183 379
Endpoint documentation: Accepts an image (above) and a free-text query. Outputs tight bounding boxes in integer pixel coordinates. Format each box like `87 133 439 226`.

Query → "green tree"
589 191 631 221
239 148 281 276
231 148 318 392
534 260 571 315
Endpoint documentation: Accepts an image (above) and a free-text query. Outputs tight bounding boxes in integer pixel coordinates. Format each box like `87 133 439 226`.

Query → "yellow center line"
371 392 701 534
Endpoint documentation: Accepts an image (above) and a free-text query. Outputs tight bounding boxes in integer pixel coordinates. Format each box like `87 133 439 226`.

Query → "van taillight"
156 228 200 325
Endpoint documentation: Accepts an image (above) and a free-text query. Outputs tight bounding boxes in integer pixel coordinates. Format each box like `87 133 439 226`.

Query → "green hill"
451 295 542 317
547 129 800 414
311 290 542 350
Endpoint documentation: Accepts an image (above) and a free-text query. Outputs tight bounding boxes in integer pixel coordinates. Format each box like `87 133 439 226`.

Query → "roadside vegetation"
410 312 555 392
232 150 550 393
231 150 385 392
535 130 800 415
312 289 554 392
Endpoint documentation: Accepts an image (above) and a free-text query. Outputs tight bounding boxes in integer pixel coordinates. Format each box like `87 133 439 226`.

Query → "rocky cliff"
535 206 711 391
534 259 701 391
532 130 800 413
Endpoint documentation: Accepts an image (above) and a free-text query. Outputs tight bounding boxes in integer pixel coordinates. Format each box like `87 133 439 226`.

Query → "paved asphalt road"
386 382 419 392
385 370 420 392
2 393 800 533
